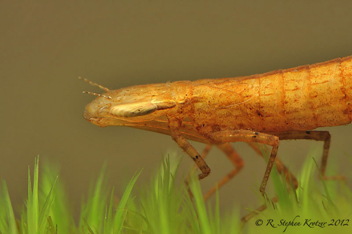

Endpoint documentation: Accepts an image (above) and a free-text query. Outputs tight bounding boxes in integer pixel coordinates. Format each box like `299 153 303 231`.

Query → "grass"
0 150 351 234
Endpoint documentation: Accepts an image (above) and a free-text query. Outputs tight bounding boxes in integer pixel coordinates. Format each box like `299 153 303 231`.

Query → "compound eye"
110 102 158 117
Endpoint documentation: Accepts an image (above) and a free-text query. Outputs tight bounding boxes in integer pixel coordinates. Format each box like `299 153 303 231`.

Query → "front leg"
168 117 211 179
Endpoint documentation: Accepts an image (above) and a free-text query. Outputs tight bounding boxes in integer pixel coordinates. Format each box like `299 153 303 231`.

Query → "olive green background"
1 1 352 218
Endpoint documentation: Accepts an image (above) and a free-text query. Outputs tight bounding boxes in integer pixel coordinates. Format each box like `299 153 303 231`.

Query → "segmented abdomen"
259 56 352 131
190 56 352 133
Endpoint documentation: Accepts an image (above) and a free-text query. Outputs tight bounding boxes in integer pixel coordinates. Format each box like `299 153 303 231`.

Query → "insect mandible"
80 55 351 201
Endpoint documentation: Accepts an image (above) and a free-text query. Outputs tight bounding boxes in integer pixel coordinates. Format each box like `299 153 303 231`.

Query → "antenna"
82 91 112 99
78 77 110 92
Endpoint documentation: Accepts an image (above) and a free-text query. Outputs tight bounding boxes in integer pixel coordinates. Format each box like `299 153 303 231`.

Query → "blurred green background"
1 1 352 219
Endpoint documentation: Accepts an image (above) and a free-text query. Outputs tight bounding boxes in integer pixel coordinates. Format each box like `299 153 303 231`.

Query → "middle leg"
203 142 244 200
209 129 279 196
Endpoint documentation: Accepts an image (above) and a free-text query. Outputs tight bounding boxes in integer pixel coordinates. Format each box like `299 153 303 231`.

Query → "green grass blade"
189 173 211 234
312 157 338 213
114 170 142 233
103 187 115 234
38 176 57 233
0 151 350 233
41 161 72 233
27 156 39 234
214 187 220 234
0 181 18 234
182 187 201 234
138 155 189 234
79 163 108 233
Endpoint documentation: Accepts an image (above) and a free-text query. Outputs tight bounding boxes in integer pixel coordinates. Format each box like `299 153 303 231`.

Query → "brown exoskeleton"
80 55 351 219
